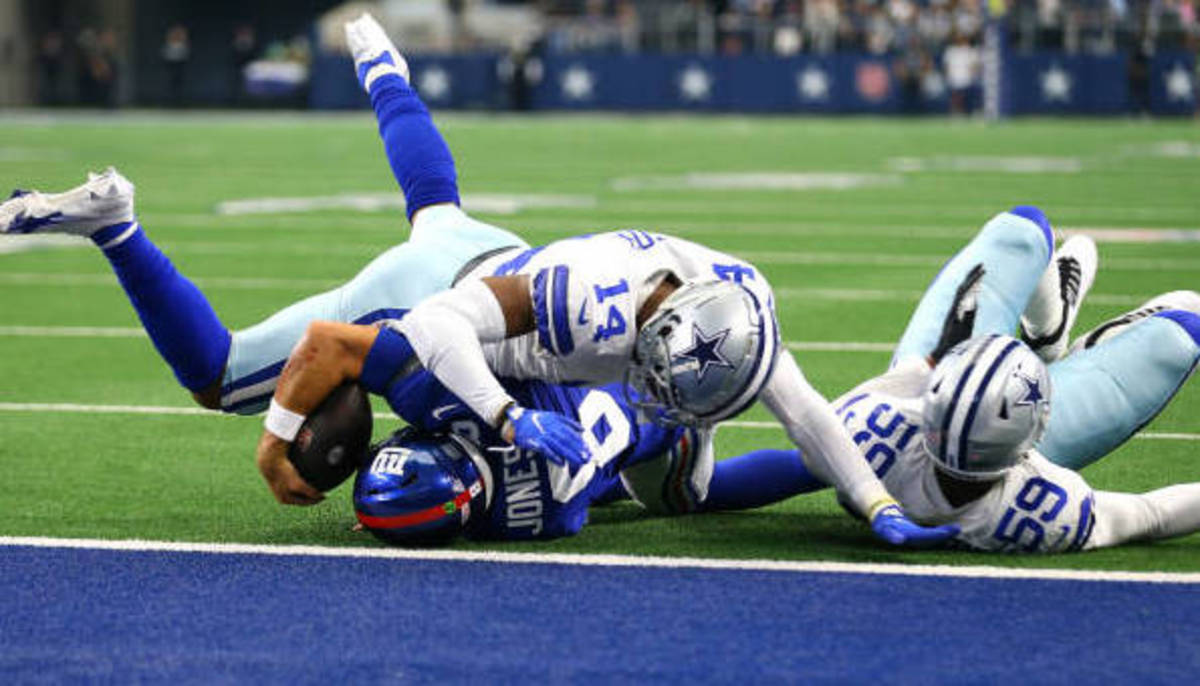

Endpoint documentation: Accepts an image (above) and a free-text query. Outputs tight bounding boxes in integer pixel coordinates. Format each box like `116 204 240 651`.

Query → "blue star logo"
675 325 733 381
1014 372 1044 407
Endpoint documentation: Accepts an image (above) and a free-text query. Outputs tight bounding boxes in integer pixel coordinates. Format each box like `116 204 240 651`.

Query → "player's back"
470 231 775 386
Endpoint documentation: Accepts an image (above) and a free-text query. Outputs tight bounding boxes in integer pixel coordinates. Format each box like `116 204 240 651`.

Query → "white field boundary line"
1 535 1197 584
0 401 1196 442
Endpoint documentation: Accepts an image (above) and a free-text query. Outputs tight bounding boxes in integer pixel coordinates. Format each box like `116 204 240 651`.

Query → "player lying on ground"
0 13 953 547
619 209 1200 552
349 208 1200 551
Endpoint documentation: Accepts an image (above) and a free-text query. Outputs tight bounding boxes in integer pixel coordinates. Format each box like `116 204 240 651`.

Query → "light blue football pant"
893 208 1200 471
219 205 527 414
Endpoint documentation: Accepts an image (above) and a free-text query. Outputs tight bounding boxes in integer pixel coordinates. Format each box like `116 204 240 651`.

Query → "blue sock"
93 222 231 392
703 449 825 512
370 74 459 221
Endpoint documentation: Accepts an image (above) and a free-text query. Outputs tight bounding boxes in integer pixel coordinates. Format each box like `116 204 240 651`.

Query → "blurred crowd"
29 0 1199 112
532 0 1199 112
35 21 312 107
537 0 1200 56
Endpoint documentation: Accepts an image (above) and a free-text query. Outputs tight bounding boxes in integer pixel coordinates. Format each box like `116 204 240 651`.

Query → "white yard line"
0 272 1161 306
0 272 340 290
0 325 146 338
1 535 1197 584
0 402 1195 443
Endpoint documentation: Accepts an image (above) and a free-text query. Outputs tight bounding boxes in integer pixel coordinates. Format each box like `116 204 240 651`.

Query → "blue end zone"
1155 310 1200 348
1 546 1198 682
1008 205 1055 255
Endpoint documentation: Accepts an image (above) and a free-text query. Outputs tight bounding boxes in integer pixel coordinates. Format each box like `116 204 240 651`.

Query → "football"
287 381 373 491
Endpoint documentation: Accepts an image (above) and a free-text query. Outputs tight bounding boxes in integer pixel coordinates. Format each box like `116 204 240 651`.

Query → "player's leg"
1 169 230 399
1019 234 1098 362
1038 297 1200 470
222 17 531 413
891 206 1056 366
618 422 824 514
347 12 525 255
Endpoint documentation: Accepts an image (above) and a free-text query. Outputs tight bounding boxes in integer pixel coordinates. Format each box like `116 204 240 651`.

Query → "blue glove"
504 405 591 469
870 503 960 548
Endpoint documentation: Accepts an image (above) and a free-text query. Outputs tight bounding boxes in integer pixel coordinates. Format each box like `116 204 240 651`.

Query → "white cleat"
1069 290 1200 353
1 167 134 237
345 12 409 92
1020 234 1098 362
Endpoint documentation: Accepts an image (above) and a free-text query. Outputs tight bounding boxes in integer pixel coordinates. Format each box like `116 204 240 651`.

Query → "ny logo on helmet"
371 447 412 476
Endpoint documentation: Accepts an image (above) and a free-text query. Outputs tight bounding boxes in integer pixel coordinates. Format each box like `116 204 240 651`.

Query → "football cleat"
1 167 134 237
1020 234 1097 362
345 12 409 92
1069 290 1200 354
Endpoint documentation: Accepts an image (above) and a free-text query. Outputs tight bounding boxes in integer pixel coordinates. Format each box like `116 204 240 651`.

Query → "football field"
2 112 1200 679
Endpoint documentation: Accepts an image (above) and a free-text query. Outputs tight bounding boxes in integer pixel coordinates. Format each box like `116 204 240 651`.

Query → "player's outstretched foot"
1 167 134 237
345 12 409 92
1021 234 1097 362
1069 290 1200 354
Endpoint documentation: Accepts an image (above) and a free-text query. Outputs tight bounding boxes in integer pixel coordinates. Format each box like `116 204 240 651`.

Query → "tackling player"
620 210 1200 552
0 14 954 548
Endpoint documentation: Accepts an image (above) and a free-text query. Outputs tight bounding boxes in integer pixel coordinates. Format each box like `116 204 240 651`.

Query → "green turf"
2 112 1199 570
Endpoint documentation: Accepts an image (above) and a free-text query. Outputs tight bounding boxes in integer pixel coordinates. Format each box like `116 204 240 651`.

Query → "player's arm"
758 352 959 547
256 321 378 505
396 276 591 466
1085 485 1200 550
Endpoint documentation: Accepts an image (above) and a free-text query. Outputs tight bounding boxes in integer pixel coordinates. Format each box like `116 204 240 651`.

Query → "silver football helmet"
626 279 780 426
922 334 1051 480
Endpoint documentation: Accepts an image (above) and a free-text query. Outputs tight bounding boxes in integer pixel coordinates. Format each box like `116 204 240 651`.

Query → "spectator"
231 23 257 105
37 30 64 106
163 24 190 106
943 31 981 114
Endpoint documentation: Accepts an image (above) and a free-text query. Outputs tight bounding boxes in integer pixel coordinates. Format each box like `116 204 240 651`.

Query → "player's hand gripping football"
929 263 986 364
256 433 325 506
869 501 960 547
503 404 592 469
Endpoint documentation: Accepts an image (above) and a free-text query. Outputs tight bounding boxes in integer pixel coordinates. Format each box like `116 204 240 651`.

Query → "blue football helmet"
354 428 494 545
626 279 780 426
922 334 1052 480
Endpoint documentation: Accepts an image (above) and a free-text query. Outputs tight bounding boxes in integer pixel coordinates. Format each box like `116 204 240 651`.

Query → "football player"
247 13 957 546
1 13 953 547
620 214 1200 552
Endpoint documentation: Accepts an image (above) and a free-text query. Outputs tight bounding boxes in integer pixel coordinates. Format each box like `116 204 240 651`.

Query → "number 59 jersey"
834 363 1097 554
475 231 776 386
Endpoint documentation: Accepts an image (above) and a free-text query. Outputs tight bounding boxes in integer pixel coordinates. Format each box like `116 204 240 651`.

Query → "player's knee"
1154 310 1200 349
192 385 222 410
1005 205 1055 258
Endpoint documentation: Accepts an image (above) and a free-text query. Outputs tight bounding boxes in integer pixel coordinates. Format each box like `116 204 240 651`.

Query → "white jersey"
834 361 1097 553
471 230 775 386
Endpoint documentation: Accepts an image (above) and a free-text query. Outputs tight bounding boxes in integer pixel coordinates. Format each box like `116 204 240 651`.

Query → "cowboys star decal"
1013 371 1045 407
675 324 734 381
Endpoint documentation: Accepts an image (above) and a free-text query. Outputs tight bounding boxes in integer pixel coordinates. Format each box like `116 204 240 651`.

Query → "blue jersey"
381 368 681 540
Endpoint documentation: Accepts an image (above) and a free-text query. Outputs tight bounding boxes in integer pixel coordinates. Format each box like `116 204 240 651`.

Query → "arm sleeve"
1085 484 1200 549
396 279 514 426
759 351 894 516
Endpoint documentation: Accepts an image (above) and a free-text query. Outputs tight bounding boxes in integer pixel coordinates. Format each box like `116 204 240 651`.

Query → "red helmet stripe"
356 479 481 530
